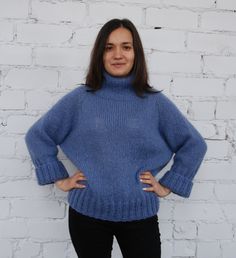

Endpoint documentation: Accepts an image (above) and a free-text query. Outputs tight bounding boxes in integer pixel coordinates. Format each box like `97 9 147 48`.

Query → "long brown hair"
85 18 162 98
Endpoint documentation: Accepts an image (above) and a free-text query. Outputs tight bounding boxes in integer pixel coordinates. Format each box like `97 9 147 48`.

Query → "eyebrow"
106 42 133 45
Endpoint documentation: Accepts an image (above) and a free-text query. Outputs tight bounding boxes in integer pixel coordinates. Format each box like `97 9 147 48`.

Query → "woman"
25 18 207 258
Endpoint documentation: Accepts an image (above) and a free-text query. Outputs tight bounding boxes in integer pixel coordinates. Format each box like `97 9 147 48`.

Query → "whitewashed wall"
0 0 236 257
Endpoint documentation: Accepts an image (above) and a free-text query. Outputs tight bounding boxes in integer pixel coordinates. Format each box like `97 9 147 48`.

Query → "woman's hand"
55 171 87 192
139 171 171 198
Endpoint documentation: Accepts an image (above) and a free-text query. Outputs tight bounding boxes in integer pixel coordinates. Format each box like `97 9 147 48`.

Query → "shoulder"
56 84 88 105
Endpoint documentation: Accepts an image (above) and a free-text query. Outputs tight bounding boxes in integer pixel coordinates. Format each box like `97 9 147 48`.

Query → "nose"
114 47 122 58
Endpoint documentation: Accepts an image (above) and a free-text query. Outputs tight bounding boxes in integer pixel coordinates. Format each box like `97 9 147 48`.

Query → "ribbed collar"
94 70 137 101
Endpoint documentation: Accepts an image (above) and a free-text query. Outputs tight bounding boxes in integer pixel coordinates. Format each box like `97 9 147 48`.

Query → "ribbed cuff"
35 160 69 185
159 171 193 198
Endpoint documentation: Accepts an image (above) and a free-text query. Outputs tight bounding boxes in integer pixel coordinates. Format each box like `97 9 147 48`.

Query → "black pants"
68 206 161 258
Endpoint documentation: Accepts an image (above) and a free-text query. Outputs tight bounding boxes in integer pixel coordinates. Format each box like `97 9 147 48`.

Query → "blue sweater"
25 71 207 222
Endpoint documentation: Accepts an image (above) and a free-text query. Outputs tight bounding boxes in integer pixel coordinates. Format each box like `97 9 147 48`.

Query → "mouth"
112 63 126 68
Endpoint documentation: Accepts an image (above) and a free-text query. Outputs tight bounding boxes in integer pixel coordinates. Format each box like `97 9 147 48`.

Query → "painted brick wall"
0 0 236 257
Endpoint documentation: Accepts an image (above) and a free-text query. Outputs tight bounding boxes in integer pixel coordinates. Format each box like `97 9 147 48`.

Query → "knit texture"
25 70 207 222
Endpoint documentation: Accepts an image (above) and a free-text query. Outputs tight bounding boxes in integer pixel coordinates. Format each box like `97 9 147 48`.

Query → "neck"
93 70 137 101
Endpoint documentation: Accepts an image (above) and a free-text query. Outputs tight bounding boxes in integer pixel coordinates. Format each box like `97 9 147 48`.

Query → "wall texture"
0 0 236 257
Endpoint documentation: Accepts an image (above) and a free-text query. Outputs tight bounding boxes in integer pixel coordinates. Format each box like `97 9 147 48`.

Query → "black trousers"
68 206 161 258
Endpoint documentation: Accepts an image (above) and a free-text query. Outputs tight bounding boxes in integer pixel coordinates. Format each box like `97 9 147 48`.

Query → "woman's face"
103 27 135 77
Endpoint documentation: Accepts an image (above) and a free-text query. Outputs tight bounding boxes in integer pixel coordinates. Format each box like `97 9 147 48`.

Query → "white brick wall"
0 1 235 258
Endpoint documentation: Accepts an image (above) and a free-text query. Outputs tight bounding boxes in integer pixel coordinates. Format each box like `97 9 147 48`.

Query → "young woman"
25 18 207 258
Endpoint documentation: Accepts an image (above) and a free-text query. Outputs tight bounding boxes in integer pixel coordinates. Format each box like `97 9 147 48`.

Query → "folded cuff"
35 160 69 185
159 171 193 198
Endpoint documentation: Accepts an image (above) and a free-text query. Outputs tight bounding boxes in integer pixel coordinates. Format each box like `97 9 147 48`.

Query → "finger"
140 178 152 184
74 173 87 180
142 186 154 192
74 183 86 188
74 171 85 177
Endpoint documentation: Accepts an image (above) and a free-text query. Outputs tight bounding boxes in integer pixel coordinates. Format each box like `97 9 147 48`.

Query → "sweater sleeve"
25 87 81 185
156 92 207 198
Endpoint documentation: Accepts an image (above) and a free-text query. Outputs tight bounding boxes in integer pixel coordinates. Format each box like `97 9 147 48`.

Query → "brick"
173 203 224 221
149 74 171 93
5 69 58 90
0 180 51 197
59 70 86 89
0 221 28 238
222 204 236 221
0 90 25 110
26 90 52 110
17 23 73 44
173 240 196 257
196 161 236 180
161 241 173 258
139 29 185 51
204 56 236 75
217 0 236 10
0 137 15 156
196 121 226 140
15 137 31 158
190 121 210 139
32 0 86 23
0 200 10 218
7 115 39 134
43 242 67 258
158 202 173 220
174 222 197 239
225 78 236 96
188 32 236 55
0 240 12 257
0 158 31 177
215 184 236 201
0 22 14 41
0 0 28 19
172 77 224 96
0 45 31 65
190 101 215 120
197 242 221 258
35 47 89 68
89 3 142 25
222 241 236 258
148 52 201 73
163 0 215 8
14 241 40 258
146 8 198 29
108 0 160 3
202 12 236 31
189 182 215 200
73 28 100 46
198 223 233 240
159 222 173 239
11 200 65 218
28 220 70 240
216 101 236 119
205 140 229 159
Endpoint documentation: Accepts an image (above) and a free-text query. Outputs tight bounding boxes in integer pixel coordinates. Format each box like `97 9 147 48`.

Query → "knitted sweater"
25 70 207 222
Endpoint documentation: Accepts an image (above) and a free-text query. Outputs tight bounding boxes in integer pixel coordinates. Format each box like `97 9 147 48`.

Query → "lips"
112 63 126 68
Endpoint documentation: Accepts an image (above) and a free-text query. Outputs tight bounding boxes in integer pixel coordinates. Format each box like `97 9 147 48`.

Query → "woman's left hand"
139 171 171 198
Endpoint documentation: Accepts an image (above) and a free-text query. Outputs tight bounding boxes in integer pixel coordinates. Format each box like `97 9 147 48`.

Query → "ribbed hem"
68 188 159 222
159 171 193 198
35 160 69 185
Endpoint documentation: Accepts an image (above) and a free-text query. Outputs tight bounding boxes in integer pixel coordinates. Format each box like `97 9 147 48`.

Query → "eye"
123 46 132 50
105 45 113 51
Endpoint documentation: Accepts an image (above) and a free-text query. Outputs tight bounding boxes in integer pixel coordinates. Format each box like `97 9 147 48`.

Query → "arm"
25 87 82 185
156 92 207 198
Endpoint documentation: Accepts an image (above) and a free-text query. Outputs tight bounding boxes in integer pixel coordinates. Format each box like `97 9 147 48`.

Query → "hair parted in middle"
85 18 162 98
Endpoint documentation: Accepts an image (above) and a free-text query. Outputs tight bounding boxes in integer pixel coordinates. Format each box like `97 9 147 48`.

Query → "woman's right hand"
55 171 87 192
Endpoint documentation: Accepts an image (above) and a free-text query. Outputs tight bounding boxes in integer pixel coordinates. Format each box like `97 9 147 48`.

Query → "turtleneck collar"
93 70 137 101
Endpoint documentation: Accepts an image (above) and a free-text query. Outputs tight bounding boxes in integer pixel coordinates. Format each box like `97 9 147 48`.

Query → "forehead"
106 27 133 44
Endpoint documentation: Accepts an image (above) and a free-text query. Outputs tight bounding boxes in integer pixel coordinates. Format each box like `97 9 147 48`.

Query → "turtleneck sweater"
25 70 207 222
